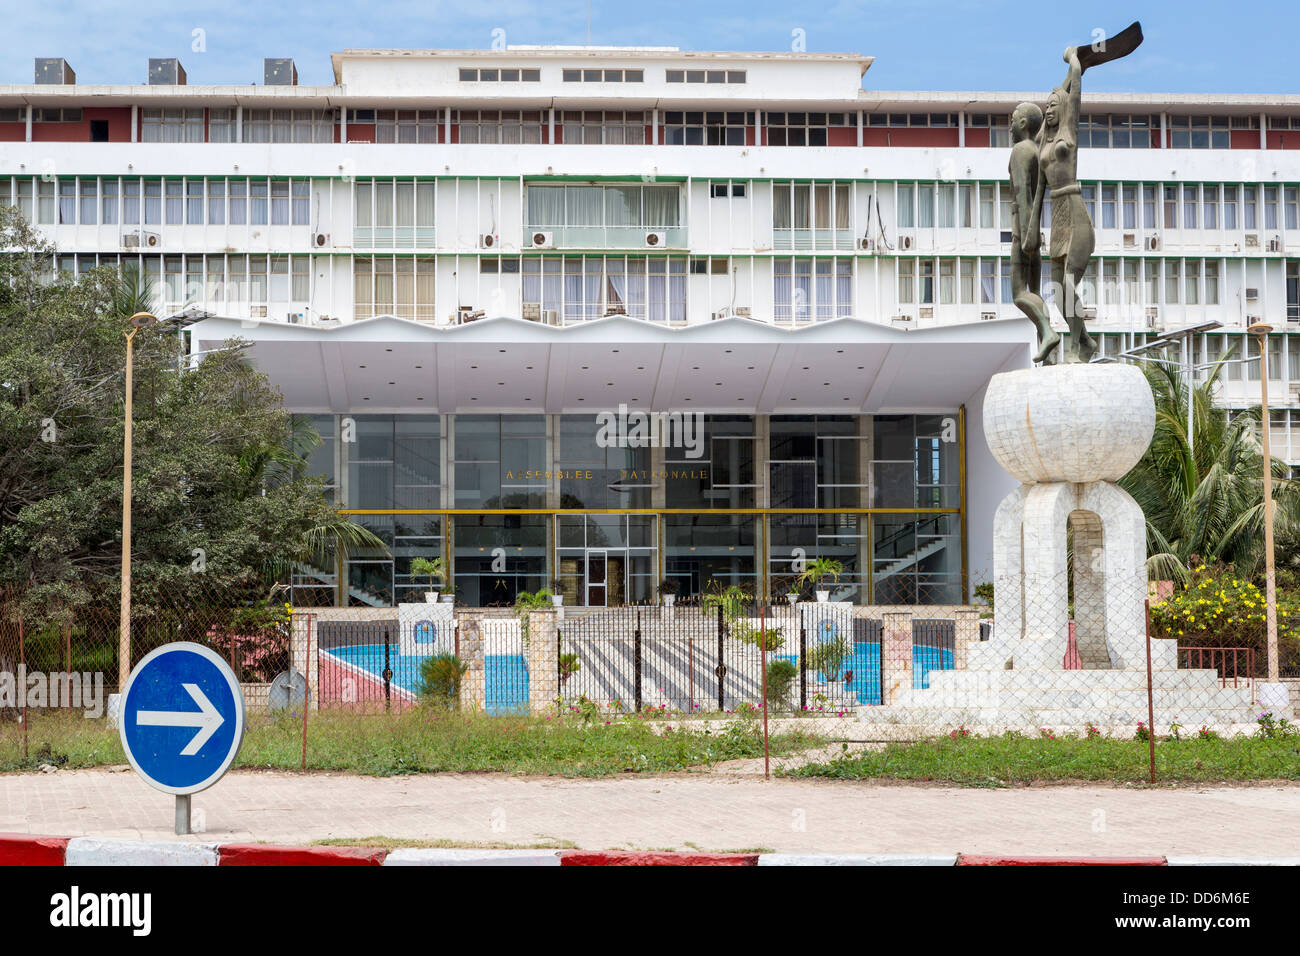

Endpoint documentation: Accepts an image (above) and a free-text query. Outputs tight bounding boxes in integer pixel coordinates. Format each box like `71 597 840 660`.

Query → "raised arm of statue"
1056 47 1082 153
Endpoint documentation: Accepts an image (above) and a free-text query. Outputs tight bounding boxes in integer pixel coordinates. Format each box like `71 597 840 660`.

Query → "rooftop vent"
34 58 75 85
148 58 187 85
264 58 298 86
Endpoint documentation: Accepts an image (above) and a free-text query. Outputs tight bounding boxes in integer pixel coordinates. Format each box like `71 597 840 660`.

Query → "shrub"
765 659 798 709
558 652 581 683
418 653 467 709
806 636 851 681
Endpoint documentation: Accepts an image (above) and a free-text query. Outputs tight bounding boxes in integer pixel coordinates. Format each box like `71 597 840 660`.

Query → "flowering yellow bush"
1150 564 1299 668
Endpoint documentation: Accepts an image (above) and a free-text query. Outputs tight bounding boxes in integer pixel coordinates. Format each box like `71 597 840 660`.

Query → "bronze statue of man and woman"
1008 21 1143 365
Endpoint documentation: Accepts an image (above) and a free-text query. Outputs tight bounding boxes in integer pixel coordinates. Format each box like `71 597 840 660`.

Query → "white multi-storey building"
3 46 1298 608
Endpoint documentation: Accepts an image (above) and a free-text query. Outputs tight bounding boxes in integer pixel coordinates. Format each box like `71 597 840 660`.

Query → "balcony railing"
354 227 437 249
524 225 687 249
772 228 856 251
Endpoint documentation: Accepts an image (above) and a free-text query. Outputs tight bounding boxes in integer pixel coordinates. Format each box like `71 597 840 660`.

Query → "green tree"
0 206 382 626
1120 358 1300 583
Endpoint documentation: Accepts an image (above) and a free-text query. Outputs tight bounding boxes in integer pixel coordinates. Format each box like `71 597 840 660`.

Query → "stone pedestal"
862 363 1264 734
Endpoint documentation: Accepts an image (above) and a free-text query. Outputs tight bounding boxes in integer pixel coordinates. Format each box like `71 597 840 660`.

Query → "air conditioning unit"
479 233 499 249
898 234 914 250
522 302 541 322
530 231 553 248
142 232 161 248
286 312 304 324
1267 237 1282 252
1145 306 1159 330
980 311 997 321
250 305 268 318
1245 233 1260 248
644 231 666 247
1145 235 1160 251
856 237 874 251
919 307 934 319
891 314 914 327
122 233 140 248
542 309 560 326
1246 287 1260 301
1123 233 1137 248
711 311 729 320
312 232 329 248
734 307 752 318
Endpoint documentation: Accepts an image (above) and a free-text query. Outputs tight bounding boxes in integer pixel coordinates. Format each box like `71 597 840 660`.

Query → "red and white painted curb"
2 834 1297 866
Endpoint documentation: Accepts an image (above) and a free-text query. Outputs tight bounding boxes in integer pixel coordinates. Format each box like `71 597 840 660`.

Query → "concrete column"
455 610 486 712
880 610 913 704
1019 482 1073 668
527 610 559 715
953 607 980 670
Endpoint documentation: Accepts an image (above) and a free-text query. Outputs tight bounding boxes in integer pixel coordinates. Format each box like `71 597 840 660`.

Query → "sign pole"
175 794 191 836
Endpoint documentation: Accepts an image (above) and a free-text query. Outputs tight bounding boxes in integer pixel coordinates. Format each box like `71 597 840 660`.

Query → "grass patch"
787 732 1300 786
0 708 824 778
311 836 578 851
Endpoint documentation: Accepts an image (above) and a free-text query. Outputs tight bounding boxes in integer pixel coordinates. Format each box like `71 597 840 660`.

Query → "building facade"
3 47 1298 607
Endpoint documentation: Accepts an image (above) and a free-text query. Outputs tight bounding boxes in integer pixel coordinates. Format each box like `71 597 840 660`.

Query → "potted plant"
550 579 565 607
798 558 844 603
658 577 681 607
410 556 446 603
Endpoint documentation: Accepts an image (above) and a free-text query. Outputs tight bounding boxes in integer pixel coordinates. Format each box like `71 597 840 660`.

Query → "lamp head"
1247 322 1273 336
129 311 157 329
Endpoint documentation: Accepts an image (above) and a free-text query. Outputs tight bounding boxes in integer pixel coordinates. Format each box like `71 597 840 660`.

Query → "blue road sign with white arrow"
119 642 245 795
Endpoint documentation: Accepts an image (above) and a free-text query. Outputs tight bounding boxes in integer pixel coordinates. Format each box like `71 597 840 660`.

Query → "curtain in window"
564 260 586 322
395 183 415 229
774 261 792 320
669 267 686 323
792 185 811 230
375 182 394 229
566 187 604 227
643 186 679 228
814 185 831 230
606 260 628 311
527 185 564 226
416 183 436 228
605 186 640 227
835 184 850 230
917 185 935 228
648 261 667 323
937 184 955 228
773 185 792 230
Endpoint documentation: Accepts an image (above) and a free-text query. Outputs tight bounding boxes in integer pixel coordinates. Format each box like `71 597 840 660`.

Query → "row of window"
7 177 313 227
897 257 1225 309
896 182 1300 233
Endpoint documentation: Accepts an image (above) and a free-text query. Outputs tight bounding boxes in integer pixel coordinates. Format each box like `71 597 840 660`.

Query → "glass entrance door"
585 550 608 607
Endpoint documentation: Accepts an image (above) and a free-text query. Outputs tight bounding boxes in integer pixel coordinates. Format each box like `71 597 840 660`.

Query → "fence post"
799 606 807 712
382 630 392 712
880 610 913 705
1144 599 1156 784
954 608 980 670
633 608 643 713
290 613 318 712
19 609 27 759
456 610 487 712
526 610 559 716
761 605 770 779
300 613 312 771
716 604 725 711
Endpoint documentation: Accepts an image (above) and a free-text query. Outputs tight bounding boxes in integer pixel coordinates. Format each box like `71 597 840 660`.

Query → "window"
140 108 204 143
207 180 224 225
354 256 436 320
79 179 96 224
374 109 440 144
897 184 915 229
461 67 541 82
57 179 75 224
772 182 851 247
774 258 851 322
456 110 543 144
1224 185 1239 229
1169 115 1230 149
208 109 236 143
1286 187 1299 230
1121 185 1137 228
1264 186 1279 230
1204 184 1219 229
100 179 117 225
667 69 744 83
663 111 751 146
1163 185 1178 229
1078 114 1156 148
1183 185 1198 229
1245 187 1258 230
243 109 334 144
559 110 645 145
898 259 914 304
1288 261 1299 323
964 113 1010 147
1164 260 1180 304
1205 260 1220 305
710 181 746 198
525 183 680 244
522 256 686 324
561 68 641 82
764 111 854 147
1185 259 1200 305
1142 185 1157 229
354 179 436 247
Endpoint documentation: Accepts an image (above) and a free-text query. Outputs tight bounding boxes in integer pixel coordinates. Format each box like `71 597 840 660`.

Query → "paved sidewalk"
2 769 1298 856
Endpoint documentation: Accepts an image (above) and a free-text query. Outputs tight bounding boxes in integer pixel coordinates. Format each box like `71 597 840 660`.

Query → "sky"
3 0 1296 94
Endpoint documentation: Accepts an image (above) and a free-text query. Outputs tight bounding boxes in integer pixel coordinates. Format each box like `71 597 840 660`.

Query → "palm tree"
1120 357 1300 583
110 266 158 322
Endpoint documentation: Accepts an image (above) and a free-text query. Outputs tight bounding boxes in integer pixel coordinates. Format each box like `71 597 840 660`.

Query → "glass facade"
291 410 964 607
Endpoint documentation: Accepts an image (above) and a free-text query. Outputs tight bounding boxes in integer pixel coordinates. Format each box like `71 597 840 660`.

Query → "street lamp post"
1247 322 1280 686
119 311 156 691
